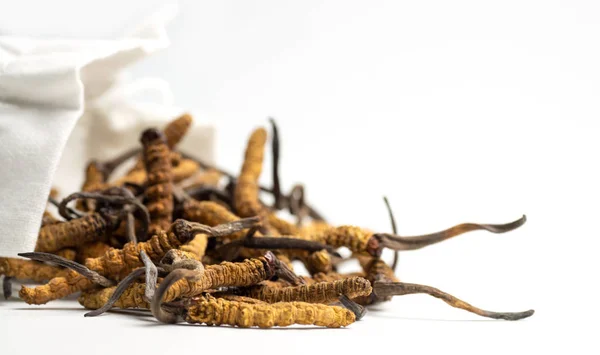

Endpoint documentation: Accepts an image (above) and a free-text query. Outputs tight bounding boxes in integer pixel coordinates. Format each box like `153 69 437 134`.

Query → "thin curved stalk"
377 215 527 251
373 281 534 321
84 268 146 317
383 196 399 271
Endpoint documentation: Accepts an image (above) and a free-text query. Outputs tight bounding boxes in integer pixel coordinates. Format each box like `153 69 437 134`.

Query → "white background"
0 0 597 354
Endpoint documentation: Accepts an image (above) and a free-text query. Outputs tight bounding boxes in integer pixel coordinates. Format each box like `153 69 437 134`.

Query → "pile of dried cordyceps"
0 114 534 328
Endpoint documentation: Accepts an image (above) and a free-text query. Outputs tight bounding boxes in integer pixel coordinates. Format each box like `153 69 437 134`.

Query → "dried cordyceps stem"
269 118 283 209
235 276 372 304
167 295 355 328
231 127 299 235
373 215 527 254
215 235 337 261
35 213 114 253
338 295 367 320
373 281 534 321
141 128 174 236
298 215 526 257
151 252 300 323
383 196 399 271
0 257 69 282
234 127 267 218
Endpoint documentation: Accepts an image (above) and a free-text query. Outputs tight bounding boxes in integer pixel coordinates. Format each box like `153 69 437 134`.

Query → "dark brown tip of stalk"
140 128 165 145
171 219 195 244
338 295 367 320
505 214 527 231
493 309 535 321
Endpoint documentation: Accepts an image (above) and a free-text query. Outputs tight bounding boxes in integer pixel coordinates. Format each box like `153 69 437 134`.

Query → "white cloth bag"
0 4 213 256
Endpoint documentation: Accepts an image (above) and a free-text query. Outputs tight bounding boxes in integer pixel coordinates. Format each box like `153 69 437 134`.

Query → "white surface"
0 0 597 354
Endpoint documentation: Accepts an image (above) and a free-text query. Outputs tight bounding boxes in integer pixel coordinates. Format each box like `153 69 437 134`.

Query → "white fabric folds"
0 4 208 256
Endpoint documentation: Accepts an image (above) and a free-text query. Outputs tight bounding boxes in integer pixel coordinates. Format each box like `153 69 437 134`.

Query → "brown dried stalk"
269 118 283 210
373 281 534 321
215 234 338 261
383 196 399 271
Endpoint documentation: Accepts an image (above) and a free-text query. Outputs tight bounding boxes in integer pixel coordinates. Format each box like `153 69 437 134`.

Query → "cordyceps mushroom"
296 215 527 257
161 295 356 328
150 251 302 323
225 276 372 305
233 126 300 236
140 128 175 236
